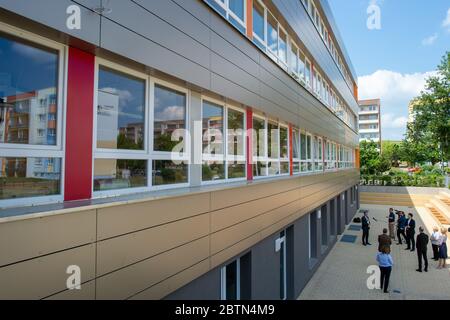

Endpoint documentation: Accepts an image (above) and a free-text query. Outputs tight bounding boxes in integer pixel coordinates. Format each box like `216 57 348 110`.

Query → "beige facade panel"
44 280 96 300
0 210 96 267
95 236 210 300
210 232 260 269
96 214 210 276
210 177 300 211
130 259 210 300
0 244 95 300
96 193 210 240
210 199 301 254
211 188 300 233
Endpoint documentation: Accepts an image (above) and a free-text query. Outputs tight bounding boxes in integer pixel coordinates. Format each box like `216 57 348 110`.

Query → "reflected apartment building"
0 0 360 300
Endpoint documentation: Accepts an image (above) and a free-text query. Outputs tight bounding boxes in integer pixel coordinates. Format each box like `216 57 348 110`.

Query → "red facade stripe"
289 124 293 176
246 108 253 181
64 47 95 201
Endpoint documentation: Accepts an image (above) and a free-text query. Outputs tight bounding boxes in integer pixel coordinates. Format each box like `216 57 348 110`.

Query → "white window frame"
0 22 67 208
278 25 288 68
292 128 300 174
93 59 191 198
252 113 269 179
220 257 242 300
252 0 267 48
300 131 313 173
279 123 290 176
201 96 247 185
206 0 247 33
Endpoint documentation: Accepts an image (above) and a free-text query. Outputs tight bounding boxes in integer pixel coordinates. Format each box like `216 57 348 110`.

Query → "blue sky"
328 0 450 141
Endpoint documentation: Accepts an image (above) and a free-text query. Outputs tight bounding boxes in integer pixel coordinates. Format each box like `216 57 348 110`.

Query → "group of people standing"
361 208 448 293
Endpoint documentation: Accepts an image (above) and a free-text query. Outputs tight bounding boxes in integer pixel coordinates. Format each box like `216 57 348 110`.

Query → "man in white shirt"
430 227 440 261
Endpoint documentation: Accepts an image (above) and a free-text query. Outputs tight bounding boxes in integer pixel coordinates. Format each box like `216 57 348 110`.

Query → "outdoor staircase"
423 192 450 228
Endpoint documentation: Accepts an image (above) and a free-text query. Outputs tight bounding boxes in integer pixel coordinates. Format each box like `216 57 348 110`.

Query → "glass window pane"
227 108 244 157
268 161 279 175
253 0 265 40
0 157 61 200
306 135 312 159
280 126 288 159
253 161 267 177
227 161 246 179
205 0 226 17
202 161 225 181
280 161 289 174
290 43 298 75
153 84 186 152
268 121 279 159
267 13 278 53
97 67 145 150
278 29 287 64
229 0 245 21
298 52 305 80
0 33 59 146
300 133 306 160
94 159 147 191
305 60 311 86
152 160 187 186
293 130 300 159
252 117 266 157
202 101 224 155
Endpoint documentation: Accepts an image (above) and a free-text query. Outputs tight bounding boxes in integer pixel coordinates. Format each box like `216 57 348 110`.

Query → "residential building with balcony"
358 99 381 145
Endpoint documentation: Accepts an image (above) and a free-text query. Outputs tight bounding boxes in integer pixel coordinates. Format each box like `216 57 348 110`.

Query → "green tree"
360 140 390 174
406 52 450 171
382 140 402 167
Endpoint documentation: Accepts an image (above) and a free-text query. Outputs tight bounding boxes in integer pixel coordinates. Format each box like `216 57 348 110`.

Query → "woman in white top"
437 227 448 269
430 227 441 261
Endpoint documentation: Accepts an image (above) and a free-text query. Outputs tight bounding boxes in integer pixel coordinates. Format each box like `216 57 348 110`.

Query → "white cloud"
358 70 436 140
442 8 450 31
421 33 438 46
381 113 408 129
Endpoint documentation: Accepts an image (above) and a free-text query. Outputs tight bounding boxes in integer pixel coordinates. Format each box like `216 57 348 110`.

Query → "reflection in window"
280 126 288 159
253 161 267 177
202 101 224 155
267 13 278 54
152 160 188 186
228 161 246 179
153 84 186 153
202 161 225 181
253 0 265 42
229 0 244 21
94 159 147 191
97 66 145 150
252 117 266 158
267 121 279 159
227 108 244 157
0 33 59 146
0 157 61 200
278 29 287 65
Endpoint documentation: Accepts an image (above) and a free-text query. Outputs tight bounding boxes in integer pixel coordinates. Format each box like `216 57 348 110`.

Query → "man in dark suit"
361 211 371 246
378 228 392 252
416 226 429 272
405 213 416 251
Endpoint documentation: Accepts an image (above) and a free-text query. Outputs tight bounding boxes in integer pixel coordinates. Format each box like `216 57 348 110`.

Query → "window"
298 51 306 83
292 128 300 173
252 115 286 178
300 132 312 172
289 41 299 78
267 12 278 57
202 99 246 182
94 61 189 195
280 125 289 174
205 0 247 34
252 0 266 49
220 253 251 300
278 27 288 66
314 136 323 171
0 27 64 206
305 58 312 87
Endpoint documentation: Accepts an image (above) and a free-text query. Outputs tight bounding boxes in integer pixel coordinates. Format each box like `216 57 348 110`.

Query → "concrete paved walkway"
298 204 450 300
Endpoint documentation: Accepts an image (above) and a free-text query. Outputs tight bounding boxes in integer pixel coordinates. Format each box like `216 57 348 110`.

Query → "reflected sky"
0 32 58 99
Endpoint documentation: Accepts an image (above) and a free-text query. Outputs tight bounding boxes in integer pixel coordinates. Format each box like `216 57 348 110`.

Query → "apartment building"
358 99 381 144
0 0 360 300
